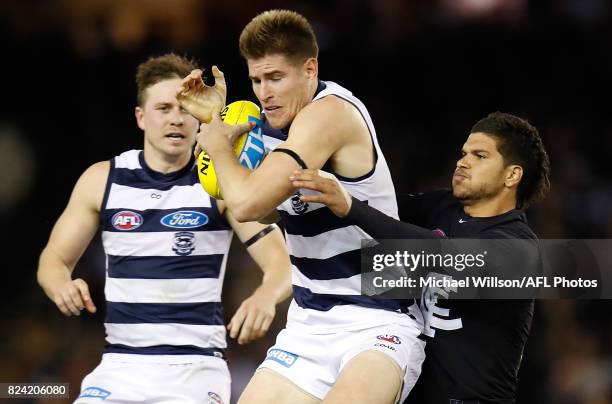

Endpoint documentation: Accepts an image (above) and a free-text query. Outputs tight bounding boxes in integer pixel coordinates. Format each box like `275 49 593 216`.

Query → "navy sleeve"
396 189 451 226
346 197 442 239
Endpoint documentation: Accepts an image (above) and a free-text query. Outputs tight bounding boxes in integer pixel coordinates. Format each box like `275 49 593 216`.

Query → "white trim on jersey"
262 135 284 152
105 278 221 303
102 230 233 257
292 266 362 295
104 323 227 349
286 226 368 259
114 150 143 169
105 183 213 211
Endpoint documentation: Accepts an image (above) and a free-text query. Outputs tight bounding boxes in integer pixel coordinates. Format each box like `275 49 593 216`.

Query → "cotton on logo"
111 211 143 231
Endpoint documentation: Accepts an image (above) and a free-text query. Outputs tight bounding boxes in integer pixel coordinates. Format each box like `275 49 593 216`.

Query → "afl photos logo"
111 211 143 231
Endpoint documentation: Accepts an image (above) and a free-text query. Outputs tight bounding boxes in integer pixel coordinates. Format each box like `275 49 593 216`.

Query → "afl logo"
111 211 143 231
161 211 208 229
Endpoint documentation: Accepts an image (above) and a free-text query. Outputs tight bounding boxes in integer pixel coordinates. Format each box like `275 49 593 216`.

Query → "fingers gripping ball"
197 100 265 199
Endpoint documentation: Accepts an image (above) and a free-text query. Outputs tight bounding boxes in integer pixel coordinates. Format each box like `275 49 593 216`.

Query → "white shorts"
74 354 230 404
258 321 425 402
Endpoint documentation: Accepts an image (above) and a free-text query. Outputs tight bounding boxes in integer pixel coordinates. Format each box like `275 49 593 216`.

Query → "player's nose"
260 81 273 101
170 107 184 125
456 156 469 168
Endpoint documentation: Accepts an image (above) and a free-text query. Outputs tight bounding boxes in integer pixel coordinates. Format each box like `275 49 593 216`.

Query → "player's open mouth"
166 133 186 139
264 106 281 113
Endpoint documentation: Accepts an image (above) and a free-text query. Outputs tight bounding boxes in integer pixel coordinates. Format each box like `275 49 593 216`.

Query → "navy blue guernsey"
262 81 416 332
345 190 537 403
99 150 233 360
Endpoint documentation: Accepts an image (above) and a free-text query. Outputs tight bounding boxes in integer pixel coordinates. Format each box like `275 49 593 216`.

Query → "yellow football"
197 100 264 199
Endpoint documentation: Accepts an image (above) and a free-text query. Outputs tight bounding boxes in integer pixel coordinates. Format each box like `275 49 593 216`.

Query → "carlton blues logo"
111 211 143 231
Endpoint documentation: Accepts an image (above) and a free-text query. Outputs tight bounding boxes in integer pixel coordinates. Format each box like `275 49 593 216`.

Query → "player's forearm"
37 248 73 300
258 264 293 304
347 197 442 239
208 144 269 221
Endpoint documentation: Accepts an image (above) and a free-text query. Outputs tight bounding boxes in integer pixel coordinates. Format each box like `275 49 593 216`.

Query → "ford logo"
160 211 208 229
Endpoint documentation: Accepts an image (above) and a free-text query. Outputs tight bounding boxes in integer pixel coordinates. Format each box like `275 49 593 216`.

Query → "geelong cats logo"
172 231 196 256
290 192 308 214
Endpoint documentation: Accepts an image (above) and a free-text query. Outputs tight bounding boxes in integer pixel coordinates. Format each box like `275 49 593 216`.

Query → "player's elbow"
231 202 265 223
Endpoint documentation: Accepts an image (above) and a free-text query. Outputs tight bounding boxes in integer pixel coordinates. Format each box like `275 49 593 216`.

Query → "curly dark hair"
471 112 551 209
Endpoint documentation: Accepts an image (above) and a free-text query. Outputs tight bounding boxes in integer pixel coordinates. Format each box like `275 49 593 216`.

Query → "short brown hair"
239 9 318 64
471 112 551 209
135 53 198 106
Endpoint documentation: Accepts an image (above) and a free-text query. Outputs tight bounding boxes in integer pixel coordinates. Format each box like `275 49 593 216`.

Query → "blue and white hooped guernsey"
262 81 416 333
99 150 233 363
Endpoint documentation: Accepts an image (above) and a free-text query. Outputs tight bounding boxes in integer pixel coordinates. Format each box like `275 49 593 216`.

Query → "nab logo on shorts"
376 334 402 344
78 386 111 400
160 211 208 229
266 348 299 368
111 211 143 231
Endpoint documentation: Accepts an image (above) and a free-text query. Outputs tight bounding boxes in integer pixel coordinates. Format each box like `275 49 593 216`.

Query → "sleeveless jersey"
99 150 233 362
262 81 413 332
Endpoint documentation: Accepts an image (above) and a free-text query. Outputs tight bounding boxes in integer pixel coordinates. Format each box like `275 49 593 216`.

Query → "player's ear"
505 165 523 188
303 57 318 80
135 106 145 131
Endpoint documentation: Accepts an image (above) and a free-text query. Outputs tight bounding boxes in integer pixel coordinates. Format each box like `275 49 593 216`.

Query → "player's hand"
289 169 353 217
228 287 276 345
53 278 97 316
176 66 227 124
195 114 255 157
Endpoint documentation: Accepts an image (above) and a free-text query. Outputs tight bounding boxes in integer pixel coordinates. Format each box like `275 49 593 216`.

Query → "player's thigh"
323 350 403 404
238 368 321 404
74 361 145 404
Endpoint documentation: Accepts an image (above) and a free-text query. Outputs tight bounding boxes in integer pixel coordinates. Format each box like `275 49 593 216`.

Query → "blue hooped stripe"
107 254 225 279
292 285 407 313
104 344 226 358
105 302 224 325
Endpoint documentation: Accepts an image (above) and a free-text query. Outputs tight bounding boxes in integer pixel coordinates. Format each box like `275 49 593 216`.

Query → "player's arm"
37 161 109 316
197 97 355 222
223 209 292 344
290 169 441 239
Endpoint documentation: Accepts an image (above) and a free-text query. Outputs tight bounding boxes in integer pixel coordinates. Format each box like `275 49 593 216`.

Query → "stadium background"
1 0 611 403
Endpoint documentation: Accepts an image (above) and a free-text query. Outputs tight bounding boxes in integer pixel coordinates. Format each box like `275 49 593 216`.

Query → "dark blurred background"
1 0 611 403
